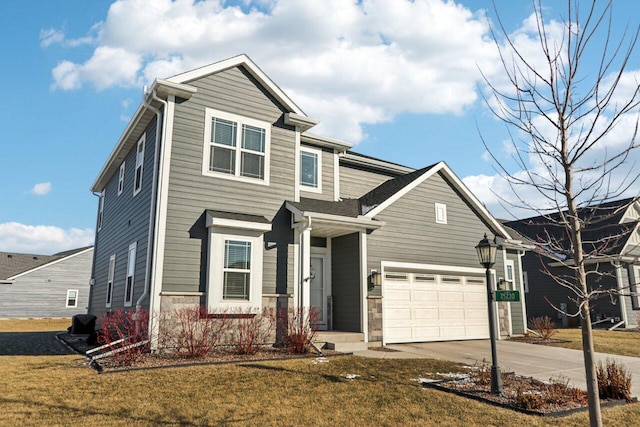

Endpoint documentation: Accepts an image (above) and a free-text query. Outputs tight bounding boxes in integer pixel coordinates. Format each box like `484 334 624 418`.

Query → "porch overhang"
286 201 384 237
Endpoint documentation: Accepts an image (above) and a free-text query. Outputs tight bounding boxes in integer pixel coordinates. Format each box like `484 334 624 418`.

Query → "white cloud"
29 182 52 196
39 28 64 48
50 0 501 142
0 222 94 255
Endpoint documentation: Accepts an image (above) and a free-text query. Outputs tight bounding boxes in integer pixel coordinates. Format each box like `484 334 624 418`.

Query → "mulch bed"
508 335 570 345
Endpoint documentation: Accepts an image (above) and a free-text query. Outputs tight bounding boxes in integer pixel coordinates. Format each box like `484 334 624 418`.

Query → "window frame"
222 239 252 301
118 161 126 196
523 271 529 293
106 254 115 308
202 108 271 185
299 146 322 193
97 190 105 231
66 289 78 308
124 242 136 307
504 259 515 290
435 203 447 224
133 134 145 196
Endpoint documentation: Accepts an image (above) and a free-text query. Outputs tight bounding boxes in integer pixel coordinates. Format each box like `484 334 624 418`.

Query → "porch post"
359 231 369 342
613 262 628 327
300 225 312 309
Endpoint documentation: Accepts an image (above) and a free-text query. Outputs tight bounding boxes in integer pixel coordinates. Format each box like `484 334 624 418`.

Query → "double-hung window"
203 108 270 184
66 290 78 308
504 260 515 290
106 254 115 308
300 146 322 193
133 135 145 196
124 242 136 306
118 162 125 195
223 240 252 300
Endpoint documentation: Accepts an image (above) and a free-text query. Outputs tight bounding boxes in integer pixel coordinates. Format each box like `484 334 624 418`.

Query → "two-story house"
88 54 529 347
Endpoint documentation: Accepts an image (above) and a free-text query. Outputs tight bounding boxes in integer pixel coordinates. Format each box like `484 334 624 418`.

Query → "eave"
300 132 353 152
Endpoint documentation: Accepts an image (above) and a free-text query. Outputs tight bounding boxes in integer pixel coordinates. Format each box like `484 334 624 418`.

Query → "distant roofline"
340 151 415 174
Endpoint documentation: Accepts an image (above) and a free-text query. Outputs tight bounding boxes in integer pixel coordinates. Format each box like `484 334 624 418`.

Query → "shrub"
468 360 492 386
597 358 632 402
97 309 149 365
514 375 587 410
528 316 557 341
159 307 230 358
231 308 275 355
277 307 320 354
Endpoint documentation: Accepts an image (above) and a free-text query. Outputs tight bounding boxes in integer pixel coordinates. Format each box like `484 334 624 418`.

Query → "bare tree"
482 1 640 425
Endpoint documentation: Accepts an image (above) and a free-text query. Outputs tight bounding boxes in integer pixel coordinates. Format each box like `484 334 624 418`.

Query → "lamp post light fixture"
475 234 503 395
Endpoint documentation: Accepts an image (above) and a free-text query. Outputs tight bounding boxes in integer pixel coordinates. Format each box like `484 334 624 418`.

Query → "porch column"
300 225 312 309
359 231 369 342
613 262 628 327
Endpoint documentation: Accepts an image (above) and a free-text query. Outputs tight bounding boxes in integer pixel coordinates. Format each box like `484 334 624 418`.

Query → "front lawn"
548 329 640 357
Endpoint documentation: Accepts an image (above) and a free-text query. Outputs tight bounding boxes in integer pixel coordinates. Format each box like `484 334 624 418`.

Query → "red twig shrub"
97 309 149 364
160 307 230 358
528 316 557 341
597 358 632 402
231 308 275 355
277 307 320 353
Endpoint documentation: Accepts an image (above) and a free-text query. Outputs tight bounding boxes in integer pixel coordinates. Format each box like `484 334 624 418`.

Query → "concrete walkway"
355 340 640 398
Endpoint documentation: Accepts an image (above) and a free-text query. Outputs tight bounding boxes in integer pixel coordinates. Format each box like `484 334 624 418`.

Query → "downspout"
136 90 167 317
611 260 628 328
89 191 102 314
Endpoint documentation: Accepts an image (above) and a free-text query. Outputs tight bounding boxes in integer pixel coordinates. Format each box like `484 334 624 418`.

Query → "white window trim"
106 254 115 308
66 289 79 308
435 203 447 224
133 134 145 197
504 259 515 290
299 145 322 194
207 221 270 312
124 242 136 307
202 107 271 186
97 190 105 231
118 162 125 196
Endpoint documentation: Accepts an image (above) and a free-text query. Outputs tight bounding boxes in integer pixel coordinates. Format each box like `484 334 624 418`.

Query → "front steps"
314 331 368 352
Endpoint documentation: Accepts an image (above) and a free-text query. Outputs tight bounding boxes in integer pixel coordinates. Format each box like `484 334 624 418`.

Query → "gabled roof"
0 246 93 281
505 198 639 258
360 165 437 214
287 198 361 218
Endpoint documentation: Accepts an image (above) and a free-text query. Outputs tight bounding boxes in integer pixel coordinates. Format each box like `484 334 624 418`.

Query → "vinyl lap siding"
331 233 361 331
339 163 398 199
89 121 157 317
0 249 93 318
163 66 296 296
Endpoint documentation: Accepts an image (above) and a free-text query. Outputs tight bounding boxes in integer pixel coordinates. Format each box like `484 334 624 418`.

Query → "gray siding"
300 146 335 201
163 66 295 295
339 163 399 199
367 171 500 297
331 233 361 331
89 120 157 318
0 249 93 318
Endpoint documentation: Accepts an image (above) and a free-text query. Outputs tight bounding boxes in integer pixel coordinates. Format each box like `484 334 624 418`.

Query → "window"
223 240 252 300
505 260 515 290
97 190 105 231
203 108 270 184
106 254 115 308
66 290 78 308
523 271 529 293
118 162 125 195
124 242 136 306
631 266 640 309
133 135 145 196
435 203 447 224
384 273 408 281
300 147 322 192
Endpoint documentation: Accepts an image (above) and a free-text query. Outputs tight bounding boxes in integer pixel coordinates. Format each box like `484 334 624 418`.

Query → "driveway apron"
385 340 640 398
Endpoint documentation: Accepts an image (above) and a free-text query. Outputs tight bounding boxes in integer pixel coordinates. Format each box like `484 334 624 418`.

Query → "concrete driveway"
357 340 640 398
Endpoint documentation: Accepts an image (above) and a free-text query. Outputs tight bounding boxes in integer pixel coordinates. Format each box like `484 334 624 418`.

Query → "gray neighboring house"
0 247 93 318
89 54 529 346
506 198 640 328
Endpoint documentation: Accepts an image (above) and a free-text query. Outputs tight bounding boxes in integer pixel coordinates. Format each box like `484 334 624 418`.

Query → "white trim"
106 254 116 308
202 107 271 186
619 222 640 256
300 132 352 151
503 253 513 336
117 162 125 196
284 113 319 132
299 145 322 194
205 214 272 233
380 261 486 275
517 250 529 332
333 150 340 201
124 242 137 307
167 54 309 118
339 152 415 174
613 262 629 327
294 128 301 202
160 291 205 296
292 230 300 309
66 289 79 308
435 203 447 224
360 231 369 342
133 134 146 197
6 247 94 281
310 253 328 330
364 162 511 238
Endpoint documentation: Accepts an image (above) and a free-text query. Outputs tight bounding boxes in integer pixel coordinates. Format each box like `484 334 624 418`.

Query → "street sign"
495 290 520 302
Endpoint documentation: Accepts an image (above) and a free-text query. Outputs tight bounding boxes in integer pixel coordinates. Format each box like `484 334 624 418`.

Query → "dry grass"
0 318 71 333
549 329 640 357
2 319 640 426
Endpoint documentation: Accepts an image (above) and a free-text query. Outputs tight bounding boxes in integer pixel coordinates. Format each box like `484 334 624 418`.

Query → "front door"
310 256 327 330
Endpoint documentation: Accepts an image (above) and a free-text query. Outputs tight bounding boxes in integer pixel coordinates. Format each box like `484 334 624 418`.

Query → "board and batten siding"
367 171 501 297
163 66 296 296
0 249 93 318
339 163 400 199
299 146 335 201
89 120 158 318
331 233 361 331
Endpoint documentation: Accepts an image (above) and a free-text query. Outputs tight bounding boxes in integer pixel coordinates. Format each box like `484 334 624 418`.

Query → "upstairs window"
118 162 125 195
124 242 136 307
133 135 145 196
203 108 270 184
106 254 115 308
300 146 322 193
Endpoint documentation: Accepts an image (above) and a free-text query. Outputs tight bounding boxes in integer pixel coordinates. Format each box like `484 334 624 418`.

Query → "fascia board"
205 215 272 233
339 152 415 174
300 132 353 151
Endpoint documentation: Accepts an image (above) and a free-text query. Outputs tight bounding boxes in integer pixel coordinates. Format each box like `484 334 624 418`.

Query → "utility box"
71 314 97 335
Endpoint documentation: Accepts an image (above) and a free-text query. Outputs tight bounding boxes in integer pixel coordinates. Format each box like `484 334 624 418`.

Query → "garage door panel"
413 327 441 339
413 308 438 319
385 308 412 321
438 291 463 302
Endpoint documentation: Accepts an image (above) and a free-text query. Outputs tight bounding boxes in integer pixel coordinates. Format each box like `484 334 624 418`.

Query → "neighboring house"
88 54 529 346
506 198 640 328
0 247 93 318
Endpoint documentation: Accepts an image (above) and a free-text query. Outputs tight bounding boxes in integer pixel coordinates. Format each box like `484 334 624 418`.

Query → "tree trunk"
580 298 602 427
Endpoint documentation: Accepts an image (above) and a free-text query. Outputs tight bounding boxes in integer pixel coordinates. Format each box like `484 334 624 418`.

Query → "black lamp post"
475 234 503 395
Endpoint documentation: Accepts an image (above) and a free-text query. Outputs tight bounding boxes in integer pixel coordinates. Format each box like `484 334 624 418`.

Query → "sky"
1 0 640 254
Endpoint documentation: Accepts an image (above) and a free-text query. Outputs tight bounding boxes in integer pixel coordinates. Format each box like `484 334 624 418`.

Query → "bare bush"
231 308 275 355
528 316 558 341
277 306 320 354
160 307 230 358
97 309 149 365
597 358 632 402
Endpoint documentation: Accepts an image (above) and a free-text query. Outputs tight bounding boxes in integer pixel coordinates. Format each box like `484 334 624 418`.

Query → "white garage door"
383 269 490 344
